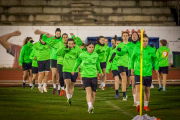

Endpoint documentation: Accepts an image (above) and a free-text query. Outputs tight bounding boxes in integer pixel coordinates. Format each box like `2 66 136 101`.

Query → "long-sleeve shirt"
73 51 103 78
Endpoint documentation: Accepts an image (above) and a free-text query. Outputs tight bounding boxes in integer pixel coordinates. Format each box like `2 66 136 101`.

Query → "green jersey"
42 34 62 60
29 47 38 67
116 41 140 69
105 45 110 62
156 46 170 67
33 41 50 61
56 41 66 65
94 44 108 63
106 48 119 74
71 35 83 46
57 45 82 73
73 51 103 78
116 42 129 67
130 45 159 76
19 42 33 66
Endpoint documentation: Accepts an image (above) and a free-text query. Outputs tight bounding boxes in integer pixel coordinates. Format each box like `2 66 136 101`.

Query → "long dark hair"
23 37 32 46
112 35 117 42
95 36 104 45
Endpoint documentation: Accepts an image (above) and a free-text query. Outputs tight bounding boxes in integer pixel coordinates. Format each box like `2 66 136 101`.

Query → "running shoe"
144 106 150 111
43 85 47 92
115 94 119 98
88 107 94 114
60 89 65 96
31 84 34 90
52 88 56 94
57 90 60 96
67 99 71 105
158 86 162 91
22 82 25 88
38 87 43 93
123 97 127 101
136 105 140 112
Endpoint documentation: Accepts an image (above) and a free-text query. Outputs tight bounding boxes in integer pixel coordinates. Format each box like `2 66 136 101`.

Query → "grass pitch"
0 86 180 120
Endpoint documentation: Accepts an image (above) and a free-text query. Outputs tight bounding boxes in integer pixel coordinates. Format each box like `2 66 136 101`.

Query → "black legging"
57 64 64 87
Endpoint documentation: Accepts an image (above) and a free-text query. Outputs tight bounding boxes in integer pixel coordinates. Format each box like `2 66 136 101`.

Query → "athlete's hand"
45 33 50 36
34 57 36 60
155 70 158 74
100 73 104 77
70 33 74 36
131 69 134 75
71 72 75 75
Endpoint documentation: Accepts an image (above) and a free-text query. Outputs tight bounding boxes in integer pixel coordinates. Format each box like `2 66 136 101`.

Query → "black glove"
117 48 121 51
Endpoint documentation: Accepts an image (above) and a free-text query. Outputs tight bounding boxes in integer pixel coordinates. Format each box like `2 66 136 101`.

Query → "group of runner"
0 28 170 113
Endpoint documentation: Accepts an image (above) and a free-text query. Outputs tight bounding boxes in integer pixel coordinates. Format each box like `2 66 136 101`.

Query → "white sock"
70 94 72 98
61 86 65 90
38 83 42 88
159 84 162 87
144 101 149 107
67 94 71 100
81 80 83 84
133 94 136 103
163 87 166 90
53 84 56 89
58 85 60 90
23 80 26 83
136 101 140 107
102 82 105 87
43 83 47 87
29 83 32 86
88 102 93 108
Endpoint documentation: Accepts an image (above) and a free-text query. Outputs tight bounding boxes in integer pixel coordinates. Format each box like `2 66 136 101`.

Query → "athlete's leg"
162 74 167 91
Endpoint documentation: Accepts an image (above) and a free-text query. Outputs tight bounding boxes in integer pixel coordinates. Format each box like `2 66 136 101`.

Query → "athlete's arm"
19 46 25 66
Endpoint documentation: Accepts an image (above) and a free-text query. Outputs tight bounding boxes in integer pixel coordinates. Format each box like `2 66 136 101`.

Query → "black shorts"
159 67 169 74
82 77 97 92
38 60 50 72
51 59 57 68
135 75 152 87
100 62 106 69
118 66 130 77
22 63 32 71
57 64 63 78
63 72 78 82
112 70 121 79
32 67 38 74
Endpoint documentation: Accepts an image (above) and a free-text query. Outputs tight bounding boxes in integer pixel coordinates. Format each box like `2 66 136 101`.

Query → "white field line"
96 96 134 118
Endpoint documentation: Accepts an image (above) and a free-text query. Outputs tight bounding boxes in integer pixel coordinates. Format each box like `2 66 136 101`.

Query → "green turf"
0 86 180 120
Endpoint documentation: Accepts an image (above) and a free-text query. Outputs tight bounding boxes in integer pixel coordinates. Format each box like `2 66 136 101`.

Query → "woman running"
72 41 103 113
106 39 122 98
116 32 131 101
117 31 140 105
94 36 108 90
156 39 170 92
130 34 159 112
29 42 38 89
36 28 62 94
57 38 82 105
19 37 34 88
55 33 69 96
33 34 52 93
